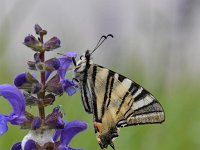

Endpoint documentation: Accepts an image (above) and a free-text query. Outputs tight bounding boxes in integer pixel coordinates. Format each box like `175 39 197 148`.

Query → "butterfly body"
74 50 165 149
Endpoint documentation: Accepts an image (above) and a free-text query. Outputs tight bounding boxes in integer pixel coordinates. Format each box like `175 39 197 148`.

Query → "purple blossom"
57 52 77 79
45 106 65 129
14 73 27 87
57 52 78 96
24 140 37 150
12 107 87 150
11 140 37 150
0 84 26 135
54 120 87 150
11 142 22 150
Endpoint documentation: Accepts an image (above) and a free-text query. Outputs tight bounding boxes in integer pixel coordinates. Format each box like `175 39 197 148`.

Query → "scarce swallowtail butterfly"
73 34 165 149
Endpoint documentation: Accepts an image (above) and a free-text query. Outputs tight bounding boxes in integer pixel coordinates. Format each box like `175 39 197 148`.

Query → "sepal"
46 74 64 95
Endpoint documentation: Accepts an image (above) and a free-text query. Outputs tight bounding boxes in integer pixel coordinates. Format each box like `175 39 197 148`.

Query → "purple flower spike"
57 120 87 150
0 84 26 135
24 140 37 150
11 142 22 150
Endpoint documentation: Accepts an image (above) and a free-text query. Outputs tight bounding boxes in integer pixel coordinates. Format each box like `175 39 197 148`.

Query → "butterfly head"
74 34 113 74
75 50 93 73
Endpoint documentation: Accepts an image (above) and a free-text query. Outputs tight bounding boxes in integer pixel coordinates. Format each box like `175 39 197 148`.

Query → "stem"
38 34 46 122
40 52 46 85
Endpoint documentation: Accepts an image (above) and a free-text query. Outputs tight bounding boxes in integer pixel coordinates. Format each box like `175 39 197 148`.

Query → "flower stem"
38 34 46 123
40 52 46 85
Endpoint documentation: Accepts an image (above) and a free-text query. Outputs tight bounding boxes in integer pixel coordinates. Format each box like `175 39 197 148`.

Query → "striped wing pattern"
78 64 164 149
86 64 164 124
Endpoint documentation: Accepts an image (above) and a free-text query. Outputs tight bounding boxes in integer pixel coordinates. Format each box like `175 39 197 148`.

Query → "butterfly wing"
83 64 164 149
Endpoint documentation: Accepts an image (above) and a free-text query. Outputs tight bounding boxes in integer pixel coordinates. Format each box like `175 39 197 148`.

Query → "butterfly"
73 34 165 149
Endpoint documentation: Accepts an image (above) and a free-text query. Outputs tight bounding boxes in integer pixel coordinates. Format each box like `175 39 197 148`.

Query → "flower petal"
11 142 22 150
53 129 62 142
32 117 42 130
62 79 77 96
24 140 37 150
0 84 26 125
0 114 8 135
56 146 83 150
57 52 77 80
14 73 27 87
45 58 60 71
60 120 87 146
45 71 52 81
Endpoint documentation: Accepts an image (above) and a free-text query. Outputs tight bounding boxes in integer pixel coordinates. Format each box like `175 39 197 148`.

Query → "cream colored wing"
86 64 164 149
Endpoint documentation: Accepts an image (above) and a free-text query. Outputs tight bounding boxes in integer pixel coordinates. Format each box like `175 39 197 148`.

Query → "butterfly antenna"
90 34 114 55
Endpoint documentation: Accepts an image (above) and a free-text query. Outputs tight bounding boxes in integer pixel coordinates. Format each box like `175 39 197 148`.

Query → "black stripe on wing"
80 84 93 113
80 52 93 113
116 100 164 127
92 66 100 121
101 70 115 118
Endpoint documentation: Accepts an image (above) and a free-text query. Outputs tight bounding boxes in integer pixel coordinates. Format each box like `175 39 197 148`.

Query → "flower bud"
46 74 64 95
43 37 60 51
24 35 43 52
34 24 42 35
14 72 27 87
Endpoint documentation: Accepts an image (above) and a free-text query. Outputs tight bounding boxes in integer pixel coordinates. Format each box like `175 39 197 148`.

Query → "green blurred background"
1 0 200 149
